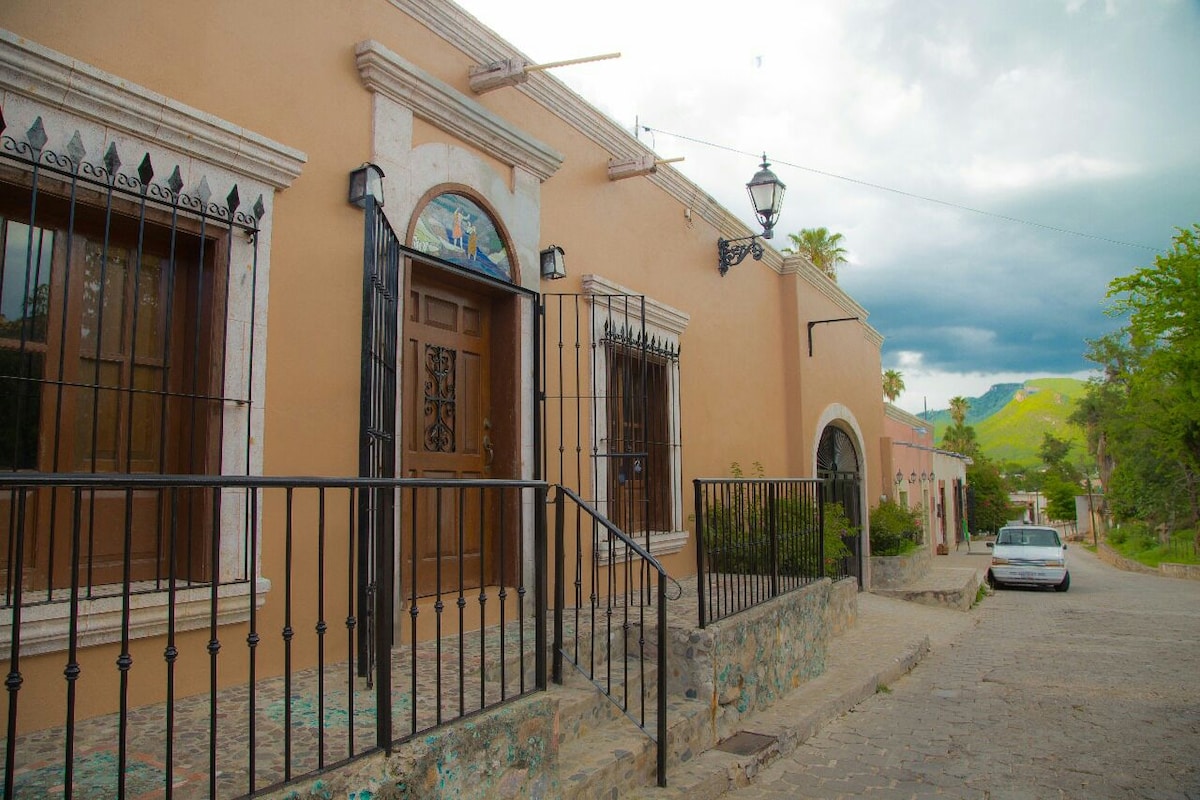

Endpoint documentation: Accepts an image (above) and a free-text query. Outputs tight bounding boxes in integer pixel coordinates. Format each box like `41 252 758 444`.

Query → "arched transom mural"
412 192 512 282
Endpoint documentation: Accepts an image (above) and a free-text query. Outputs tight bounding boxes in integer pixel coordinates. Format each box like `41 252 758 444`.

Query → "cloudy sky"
454 0 1200 414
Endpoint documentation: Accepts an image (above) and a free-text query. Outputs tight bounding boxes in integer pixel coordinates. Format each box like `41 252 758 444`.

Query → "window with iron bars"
1 166 228 591
605 341 673 535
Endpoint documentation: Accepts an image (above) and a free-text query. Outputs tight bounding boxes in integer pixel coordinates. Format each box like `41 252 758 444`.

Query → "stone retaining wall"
664 577 856 742
1159 562 1200 580
1096 541 1200 580
869 547 931 589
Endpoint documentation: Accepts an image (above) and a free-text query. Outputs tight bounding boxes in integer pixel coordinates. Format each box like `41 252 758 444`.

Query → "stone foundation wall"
267 694 559 800
869 547 931 589
1159 562 1200 580
664 577 854 742
827 576 859 635
1098 542 1200 581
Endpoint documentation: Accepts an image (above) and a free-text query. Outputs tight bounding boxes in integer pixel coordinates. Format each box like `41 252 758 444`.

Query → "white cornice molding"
885 403 932 428
784 254 874 317
0 29 306 189
355 39 563 182
391 1 773 258
581 274 691 336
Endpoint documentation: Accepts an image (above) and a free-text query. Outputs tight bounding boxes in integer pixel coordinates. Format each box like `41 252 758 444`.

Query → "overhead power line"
641 124 1162 253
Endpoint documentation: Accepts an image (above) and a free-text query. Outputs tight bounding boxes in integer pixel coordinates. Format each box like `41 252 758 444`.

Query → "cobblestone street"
723 545 1200 799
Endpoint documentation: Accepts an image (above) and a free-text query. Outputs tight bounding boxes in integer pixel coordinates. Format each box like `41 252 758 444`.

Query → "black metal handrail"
693 477 826 627
552 484 668 788
0 472 548 799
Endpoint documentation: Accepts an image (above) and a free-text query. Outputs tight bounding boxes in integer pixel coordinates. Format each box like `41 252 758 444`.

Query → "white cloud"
958 153 1136 193
456 0 1200 387
891 349 1096 415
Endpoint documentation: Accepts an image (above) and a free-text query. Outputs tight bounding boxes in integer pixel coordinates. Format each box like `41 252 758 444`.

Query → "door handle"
483 418 494 469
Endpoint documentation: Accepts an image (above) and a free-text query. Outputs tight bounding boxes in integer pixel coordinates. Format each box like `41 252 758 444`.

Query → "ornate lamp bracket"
717 235 765 276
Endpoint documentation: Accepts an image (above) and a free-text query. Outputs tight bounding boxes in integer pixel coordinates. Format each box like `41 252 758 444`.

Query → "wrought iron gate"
538 291 679 537
357 194 400 678
817 425 863 586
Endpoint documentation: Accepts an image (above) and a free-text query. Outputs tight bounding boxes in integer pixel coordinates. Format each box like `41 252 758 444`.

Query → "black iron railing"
1 473 547 799
693 478 827 628
552 485 668 788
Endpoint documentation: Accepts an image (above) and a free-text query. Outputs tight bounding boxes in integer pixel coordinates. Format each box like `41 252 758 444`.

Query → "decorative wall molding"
0 580 270 657
0 29 306 189
581 273 691 337
356 39 563 183
390 1 768 259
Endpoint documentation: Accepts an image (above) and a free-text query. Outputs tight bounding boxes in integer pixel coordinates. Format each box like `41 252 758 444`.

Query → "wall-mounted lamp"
920 471 929 484
348 163 386 209
717 154 786 276
909 471 917 485
895 470 904 486
540 245 567 280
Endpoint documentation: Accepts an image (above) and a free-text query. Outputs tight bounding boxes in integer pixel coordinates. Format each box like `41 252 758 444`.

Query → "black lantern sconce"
909 471 917 485
718 154 786 276
348 163 386 209
895 470 904 486
920 471 929 484
540 245 567 280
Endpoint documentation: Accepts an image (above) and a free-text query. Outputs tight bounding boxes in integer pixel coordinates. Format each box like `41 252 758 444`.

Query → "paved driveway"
724 543 1200 799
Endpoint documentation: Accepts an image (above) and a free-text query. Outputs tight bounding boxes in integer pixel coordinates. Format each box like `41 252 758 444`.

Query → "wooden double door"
401 266 516 597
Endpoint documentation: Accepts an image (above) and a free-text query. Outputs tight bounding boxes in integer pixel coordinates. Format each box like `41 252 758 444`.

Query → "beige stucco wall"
1 0 887 723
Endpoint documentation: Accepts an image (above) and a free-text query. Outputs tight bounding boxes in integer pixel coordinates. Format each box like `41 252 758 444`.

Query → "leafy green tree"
1039 432 1081 485
1081 223 1200 533
967 457 1012 533
949 396 970 427
1041 472 1078 523
783 227 848 280
941 423 979 457
1038 433 1072 471
882 369 905 403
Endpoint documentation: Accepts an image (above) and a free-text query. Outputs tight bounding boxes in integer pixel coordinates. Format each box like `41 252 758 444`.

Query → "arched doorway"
816 425 863 586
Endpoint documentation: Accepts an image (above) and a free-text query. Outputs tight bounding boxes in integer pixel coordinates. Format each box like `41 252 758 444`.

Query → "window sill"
1 578 272 658
596 529 690 562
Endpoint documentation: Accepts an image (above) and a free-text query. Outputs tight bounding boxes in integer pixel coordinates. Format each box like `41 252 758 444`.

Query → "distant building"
883 405 970 552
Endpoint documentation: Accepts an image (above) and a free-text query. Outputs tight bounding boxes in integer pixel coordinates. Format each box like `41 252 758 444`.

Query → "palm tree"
949 396 970 427
882 369 905 403
782 227 848 280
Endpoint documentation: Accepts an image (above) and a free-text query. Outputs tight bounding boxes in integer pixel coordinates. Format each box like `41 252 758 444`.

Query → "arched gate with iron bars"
816 425 863 586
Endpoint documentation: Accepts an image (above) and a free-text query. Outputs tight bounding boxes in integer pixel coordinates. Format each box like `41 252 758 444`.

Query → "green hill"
927 378 1089 468
921 383 1022 429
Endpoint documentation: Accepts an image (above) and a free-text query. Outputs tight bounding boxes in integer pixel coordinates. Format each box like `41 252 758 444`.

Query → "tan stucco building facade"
0 0 892 781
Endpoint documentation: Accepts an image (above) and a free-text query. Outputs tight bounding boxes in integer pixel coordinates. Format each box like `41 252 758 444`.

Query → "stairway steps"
551 688 712 800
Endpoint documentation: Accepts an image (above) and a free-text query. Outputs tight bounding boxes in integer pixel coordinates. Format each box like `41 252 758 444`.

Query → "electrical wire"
641 124 1163 253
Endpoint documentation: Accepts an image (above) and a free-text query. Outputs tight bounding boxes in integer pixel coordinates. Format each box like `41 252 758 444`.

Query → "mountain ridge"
909 378 1089 468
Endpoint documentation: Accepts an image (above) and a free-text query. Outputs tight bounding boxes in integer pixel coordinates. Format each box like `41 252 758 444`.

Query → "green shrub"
1105 522 1199 567
701 482 852 579
869 500 922 556
819 502 854 577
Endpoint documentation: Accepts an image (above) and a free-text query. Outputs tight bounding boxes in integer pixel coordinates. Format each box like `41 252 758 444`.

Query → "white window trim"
0 30 306 654
582 274 689 559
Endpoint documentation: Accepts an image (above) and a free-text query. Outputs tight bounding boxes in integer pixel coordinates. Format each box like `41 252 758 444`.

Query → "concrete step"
871 565 983 611
553 691 710 800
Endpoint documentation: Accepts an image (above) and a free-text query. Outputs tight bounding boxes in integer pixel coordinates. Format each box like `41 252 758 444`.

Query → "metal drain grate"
714 731 777 756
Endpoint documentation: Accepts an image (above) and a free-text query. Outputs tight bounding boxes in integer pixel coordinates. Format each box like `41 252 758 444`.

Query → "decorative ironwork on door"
423 344 456 452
